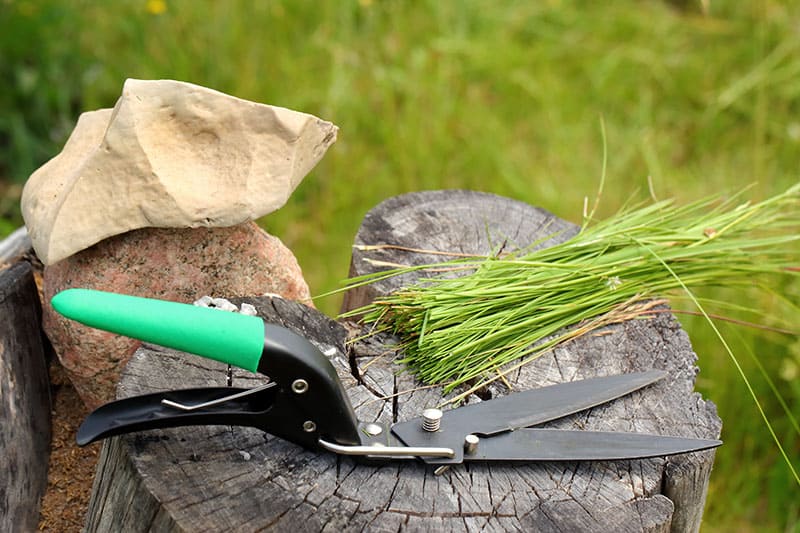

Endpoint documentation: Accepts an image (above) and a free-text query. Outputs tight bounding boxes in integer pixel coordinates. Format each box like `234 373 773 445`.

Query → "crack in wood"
391 373 399 424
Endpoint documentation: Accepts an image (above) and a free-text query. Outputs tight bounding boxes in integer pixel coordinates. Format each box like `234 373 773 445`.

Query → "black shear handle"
78 325 362 450
77 386 276 446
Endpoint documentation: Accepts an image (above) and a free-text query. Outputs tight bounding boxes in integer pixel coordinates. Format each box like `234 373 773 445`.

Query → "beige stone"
21 79 338 265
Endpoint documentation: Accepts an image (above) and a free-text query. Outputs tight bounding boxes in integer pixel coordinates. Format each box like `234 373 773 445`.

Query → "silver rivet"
422 408 443 432
364 423 383 436
302 420 317 433
292 379 309 394
464 434 479 455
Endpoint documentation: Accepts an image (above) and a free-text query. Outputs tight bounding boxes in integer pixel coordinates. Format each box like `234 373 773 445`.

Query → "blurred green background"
1 0 798 530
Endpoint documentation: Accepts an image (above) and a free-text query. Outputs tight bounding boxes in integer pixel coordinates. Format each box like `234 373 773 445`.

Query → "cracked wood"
0 262 51 532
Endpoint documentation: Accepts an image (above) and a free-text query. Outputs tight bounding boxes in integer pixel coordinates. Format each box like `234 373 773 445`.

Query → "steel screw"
464 434 479 455
421 408 443 432
302 420 317 433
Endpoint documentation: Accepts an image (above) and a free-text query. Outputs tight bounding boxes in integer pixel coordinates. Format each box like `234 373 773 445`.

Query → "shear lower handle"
76 386 277 446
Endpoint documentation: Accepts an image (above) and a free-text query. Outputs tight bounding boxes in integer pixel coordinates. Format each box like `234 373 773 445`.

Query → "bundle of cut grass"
343 184 800 397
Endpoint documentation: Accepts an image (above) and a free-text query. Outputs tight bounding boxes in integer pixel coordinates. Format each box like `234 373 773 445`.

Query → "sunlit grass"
1 0 799 529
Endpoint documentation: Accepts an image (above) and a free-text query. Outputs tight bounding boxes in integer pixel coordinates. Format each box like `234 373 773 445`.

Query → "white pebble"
193 295 213 307
211 298 238 312
239 303 257 316
238 450 251 461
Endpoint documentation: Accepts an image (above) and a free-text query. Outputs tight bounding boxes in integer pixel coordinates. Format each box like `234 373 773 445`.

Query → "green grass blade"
636 238 800 487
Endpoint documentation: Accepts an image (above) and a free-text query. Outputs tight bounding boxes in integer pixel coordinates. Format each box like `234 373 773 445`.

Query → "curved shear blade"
391 370 693 464
395 370 667 440
476 370 668 433
458 428 722 462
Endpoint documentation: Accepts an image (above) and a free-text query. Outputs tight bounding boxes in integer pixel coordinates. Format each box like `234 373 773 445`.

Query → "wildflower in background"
145 0 167 15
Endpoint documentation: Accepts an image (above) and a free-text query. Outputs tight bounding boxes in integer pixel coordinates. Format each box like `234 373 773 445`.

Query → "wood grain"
341 190 578 315
0 261 51 532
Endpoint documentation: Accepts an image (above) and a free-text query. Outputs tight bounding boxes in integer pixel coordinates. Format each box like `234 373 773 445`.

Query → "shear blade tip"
76 419 105 446
75 432 94 447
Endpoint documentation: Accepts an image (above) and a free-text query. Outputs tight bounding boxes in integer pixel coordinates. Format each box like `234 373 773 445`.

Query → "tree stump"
0 260 52 532
84 191 721 532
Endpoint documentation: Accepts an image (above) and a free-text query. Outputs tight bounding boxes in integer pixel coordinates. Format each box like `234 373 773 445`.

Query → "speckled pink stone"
42 222 312 408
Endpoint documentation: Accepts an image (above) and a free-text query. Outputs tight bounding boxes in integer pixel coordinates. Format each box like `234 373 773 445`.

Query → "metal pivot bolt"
421 408 443 432
292 379 309 394
303 420 317 433
464 434 479 455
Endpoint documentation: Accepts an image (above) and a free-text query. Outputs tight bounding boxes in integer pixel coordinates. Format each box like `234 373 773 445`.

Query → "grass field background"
1 1 798 530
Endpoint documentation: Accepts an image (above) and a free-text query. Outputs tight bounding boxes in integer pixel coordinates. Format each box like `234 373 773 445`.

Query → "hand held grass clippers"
52 289 721 464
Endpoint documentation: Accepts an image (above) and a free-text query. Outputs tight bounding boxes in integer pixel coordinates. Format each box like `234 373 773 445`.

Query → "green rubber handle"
50 289 265 372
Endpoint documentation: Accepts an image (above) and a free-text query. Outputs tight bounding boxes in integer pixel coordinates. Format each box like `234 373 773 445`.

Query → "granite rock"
22 78 338 265
42 222 312 408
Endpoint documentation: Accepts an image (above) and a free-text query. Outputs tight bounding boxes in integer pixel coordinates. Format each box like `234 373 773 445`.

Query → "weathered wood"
0 227 32 266
84 191 720 532
0 261 52 532
341 190 578 314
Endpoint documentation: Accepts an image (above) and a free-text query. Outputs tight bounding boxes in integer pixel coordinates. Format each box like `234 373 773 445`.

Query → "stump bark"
84 191 721 532
0 260 52 532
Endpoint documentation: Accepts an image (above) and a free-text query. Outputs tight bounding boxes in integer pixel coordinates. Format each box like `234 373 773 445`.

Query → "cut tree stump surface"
84 191 721 532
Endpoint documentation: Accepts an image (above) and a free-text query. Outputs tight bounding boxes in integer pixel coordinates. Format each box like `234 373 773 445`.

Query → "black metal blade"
394 369 666 436
468 370 663 435
391 371 671 464
457 428 721 462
